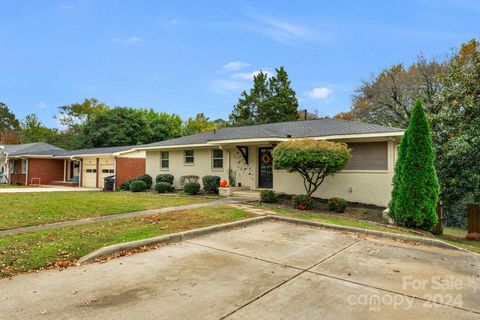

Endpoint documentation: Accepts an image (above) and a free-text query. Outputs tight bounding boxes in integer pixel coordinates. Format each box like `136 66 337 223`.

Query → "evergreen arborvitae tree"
389 101 440 230
229 67 299 126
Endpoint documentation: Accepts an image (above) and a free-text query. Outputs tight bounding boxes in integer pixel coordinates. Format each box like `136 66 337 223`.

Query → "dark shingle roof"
1 142 64 156
141 118 403 148
62 145 140 156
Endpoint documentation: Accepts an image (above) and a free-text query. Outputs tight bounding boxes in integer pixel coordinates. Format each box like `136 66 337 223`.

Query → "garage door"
82 159 97 188
98 158 115 189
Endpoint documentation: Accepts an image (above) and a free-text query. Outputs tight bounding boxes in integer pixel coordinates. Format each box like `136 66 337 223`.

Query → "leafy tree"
20 114 61 145
56 98 109 149
0 102 20 132
431 39 480 227
229 67 299 126
345 56 446 127
183 113 217 135
272 139 351 197
389 101 440 230
82 107 150 147
143 109 183 142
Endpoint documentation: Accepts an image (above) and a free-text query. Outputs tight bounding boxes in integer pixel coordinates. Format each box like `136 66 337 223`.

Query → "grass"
0 205 254 277
0 191 212 230
257 204 480 254
0 184 29 188
438 227 480 254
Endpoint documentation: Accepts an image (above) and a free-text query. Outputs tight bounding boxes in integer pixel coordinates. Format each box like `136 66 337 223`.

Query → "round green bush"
183 181 201 195
328 197 347 213
202 175 221 193
156 174 174 185
291 195 315 210
119 179 132 191
261 190 277 203
129 180 147 192
136 174 153 189
155 182 172 193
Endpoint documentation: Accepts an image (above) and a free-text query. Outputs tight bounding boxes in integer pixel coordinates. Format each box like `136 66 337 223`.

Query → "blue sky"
0 1 478 127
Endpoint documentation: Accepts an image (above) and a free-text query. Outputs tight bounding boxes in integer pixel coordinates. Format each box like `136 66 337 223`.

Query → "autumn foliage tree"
272 139 351 197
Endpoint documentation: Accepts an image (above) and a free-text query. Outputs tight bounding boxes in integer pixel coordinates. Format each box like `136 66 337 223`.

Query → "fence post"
467 204 480 240
431 201 443 235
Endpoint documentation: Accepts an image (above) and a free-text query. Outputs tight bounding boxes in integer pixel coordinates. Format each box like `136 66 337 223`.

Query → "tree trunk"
467 203 480 240
431 201 443 235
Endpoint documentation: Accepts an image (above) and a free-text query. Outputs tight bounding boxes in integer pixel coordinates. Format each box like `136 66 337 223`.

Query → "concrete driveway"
1 222 479 319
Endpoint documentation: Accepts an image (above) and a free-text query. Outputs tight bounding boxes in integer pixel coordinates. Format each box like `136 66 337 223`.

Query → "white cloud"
222 61 250 72
242 11 328 47
36 102 48 109
111 36 142 44
231 70 272 80
306 87 333 99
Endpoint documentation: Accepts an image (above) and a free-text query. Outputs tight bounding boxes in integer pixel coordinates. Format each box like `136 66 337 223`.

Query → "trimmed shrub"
136 174 153 189
180 175 199 187
291 195 315 210
129 180 147 192
202 175 221 193
154 182 172 193
156 174 174 185
184 181 201 195
328 197 347 213
272 139 351 197
119 179 132 191
261 190 278 203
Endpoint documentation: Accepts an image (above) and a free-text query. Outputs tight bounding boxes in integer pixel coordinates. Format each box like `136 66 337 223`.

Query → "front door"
258 147 273 188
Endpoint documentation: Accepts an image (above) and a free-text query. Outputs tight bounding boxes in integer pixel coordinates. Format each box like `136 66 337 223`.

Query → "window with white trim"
161 151 169 169
184 150 194 165
212 149 223 169
21 159 27 174
9 160 14 173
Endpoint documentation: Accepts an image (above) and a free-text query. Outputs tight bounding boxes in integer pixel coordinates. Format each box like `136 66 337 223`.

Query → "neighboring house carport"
62 146 146 189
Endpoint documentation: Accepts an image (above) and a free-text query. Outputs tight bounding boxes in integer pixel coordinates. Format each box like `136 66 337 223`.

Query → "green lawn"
0 185 29 188
0 191 212 230
0 206 254 277
258 204 480 254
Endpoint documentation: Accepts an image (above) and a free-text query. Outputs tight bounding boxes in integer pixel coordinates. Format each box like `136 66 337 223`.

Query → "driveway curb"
78 215 469 264
77 216 270 264
272 216 468 252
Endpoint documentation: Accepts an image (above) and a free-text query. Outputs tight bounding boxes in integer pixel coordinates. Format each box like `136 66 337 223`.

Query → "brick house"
0 143 145 188
1 142 66 185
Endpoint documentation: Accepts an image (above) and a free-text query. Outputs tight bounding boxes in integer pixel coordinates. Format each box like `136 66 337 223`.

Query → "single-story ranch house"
136 119 404 206
0 142 65 185
0 143 145 189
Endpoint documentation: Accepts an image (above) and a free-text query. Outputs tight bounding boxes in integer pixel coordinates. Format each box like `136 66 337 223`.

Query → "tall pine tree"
389 101 440 230
229 67 299 126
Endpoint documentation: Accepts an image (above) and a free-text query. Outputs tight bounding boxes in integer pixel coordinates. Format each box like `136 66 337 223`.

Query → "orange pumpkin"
220 180 228 188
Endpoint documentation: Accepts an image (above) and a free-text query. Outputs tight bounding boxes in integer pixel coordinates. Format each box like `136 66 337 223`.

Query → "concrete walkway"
1 221 478 319
0 198 242 237
0 186 100 193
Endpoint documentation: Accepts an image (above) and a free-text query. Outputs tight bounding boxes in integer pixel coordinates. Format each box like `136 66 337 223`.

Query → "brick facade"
27 158 65 185
115 157 146 188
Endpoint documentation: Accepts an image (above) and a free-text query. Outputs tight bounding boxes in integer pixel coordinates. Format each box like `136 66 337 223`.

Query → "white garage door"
98 158 115 189
82 159 97 188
